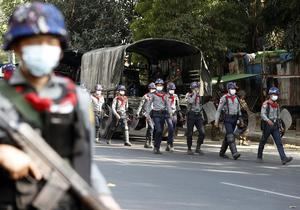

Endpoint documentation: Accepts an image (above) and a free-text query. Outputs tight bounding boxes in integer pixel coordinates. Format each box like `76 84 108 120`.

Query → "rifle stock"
1 118 112 210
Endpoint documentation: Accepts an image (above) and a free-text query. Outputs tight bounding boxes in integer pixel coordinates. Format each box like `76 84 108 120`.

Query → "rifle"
0 109 112 210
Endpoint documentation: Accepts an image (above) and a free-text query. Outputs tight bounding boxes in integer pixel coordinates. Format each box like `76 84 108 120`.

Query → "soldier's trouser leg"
106 116 118 142
145 118 154 148
95 115 101 141
271 126 287 160
219 139 228 156
153 115 164 150
186 113 195 150
166 117 174 146
195 116 205 151
227 133 238 155
123 119 131 146
224 117 240 159
257 125 271 159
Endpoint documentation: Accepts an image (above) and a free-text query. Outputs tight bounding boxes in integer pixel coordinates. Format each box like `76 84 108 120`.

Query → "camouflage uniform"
0 69 111 210
0 3 112 209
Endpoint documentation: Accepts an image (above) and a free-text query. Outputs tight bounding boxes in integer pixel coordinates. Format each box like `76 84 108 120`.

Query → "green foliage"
0 0 136 52
131 0 249 68
262 0 300 54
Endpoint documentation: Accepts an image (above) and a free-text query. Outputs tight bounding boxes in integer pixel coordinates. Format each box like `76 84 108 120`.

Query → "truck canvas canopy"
81 38 212 96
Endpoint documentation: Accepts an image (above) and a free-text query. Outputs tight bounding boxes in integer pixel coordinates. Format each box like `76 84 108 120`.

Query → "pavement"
94 136 300 210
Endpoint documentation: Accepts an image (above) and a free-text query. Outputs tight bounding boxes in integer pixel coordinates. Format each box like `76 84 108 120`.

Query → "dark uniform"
257 87 293 165
215 82 241 160
185 82 205 155
0 3 112 210
147 79 172 154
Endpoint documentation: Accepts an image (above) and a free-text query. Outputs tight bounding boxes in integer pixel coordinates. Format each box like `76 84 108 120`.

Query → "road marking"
221 182 300 200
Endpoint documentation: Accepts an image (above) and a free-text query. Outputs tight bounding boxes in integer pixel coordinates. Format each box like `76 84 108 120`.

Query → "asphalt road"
94 136 300 210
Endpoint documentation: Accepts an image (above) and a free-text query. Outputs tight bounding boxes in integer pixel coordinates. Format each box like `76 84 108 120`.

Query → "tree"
0 0 137 52
46 0 137 51
131 0 249 69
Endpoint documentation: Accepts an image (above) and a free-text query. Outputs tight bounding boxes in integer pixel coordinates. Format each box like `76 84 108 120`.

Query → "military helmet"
226 82 237 90
268 87 280 95
95 84 103 91
148 82 156 89
190 81 199 89
117 85 126 91
155 78 164 85
2 63 16 72
167 82 176 90
3 2 68 50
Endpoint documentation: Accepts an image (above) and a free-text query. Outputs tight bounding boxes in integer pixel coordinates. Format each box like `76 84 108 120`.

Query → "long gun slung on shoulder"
0 112 115 210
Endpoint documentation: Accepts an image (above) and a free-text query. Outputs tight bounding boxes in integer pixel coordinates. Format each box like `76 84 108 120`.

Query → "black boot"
195 142 203 155
226 134 240 160
282 157 293 165
229 143 240 160
257 144 264 160
153 147 162 154
219 140 229 158
124 129 132 146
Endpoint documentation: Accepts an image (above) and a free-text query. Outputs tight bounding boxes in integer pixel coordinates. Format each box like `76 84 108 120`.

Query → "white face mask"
229 89 236 95
271 95 278 101
150 89 156 93
119 90 125 95
96 91 102 95
22 45 61 77
156 86 163 91
169 90 175 95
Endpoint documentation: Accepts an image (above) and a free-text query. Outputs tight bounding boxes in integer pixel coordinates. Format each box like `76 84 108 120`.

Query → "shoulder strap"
0 81 42 128
225 95 229 114
266 102 270 118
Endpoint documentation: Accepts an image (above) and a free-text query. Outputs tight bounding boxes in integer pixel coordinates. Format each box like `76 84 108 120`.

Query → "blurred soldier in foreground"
215 82 241 160
2 63 16 81
91 84 105 143
147 78 172 154
0 2 120 210
185 82 205 155
257 87 293 165
108 85 132 146
136 82 156 148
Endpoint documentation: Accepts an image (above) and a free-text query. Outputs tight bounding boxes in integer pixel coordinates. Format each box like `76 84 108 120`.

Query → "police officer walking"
165 82 181 152
0 2 120 210
257 87 293 165
136 82 156 148
215 82 241 160
147 78 172 154
108 85 132 146
91 84 105 143
185 82 206 155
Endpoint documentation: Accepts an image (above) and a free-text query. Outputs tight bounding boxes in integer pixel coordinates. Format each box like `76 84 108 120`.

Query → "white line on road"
221 182 300 200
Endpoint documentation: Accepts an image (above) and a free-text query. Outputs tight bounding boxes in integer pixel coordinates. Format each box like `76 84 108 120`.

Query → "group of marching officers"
91 79 293 165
